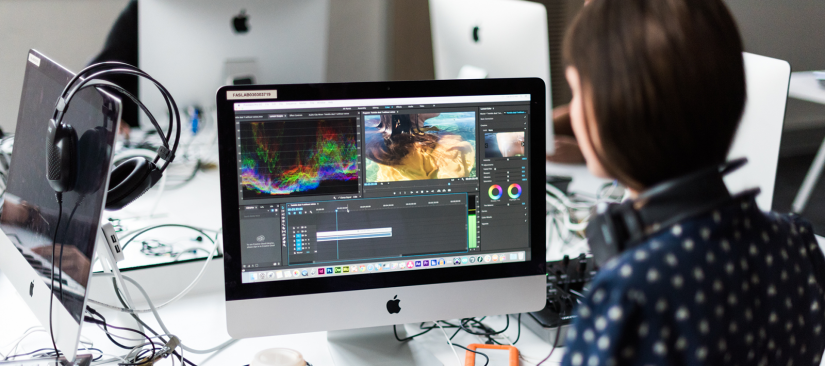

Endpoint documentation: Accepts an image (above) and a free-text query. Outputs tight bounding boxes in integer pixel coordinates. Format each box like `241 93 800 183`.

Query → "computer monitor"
429 0 554 155
216 79 546 341
0 50 120 362
724 52 791 211
138 0 330 125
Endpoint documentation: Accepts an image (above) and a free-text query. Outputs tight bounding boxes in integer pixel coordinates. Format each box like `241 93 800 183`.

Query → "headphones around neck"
585 158 759 268
47 61 181 210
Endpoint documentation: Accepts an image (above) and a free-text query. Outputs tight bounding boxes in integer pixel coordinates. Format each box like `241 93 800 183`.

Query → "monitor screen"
229 94 532 283
0 51 119 323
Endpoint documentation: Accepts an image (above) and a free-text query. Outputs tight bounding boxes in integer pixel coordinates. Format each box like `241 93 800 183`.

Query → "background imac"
429 0 553 154
138 0 330 125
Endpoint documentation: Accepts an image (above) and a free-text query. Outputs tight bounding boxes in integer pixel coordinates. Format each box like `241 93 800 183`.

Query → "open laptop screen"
0 50 120 323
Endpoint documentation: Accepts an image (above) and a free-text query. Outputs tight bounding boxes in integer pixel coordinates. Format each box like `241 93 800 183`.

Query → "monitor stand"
326 325 443 365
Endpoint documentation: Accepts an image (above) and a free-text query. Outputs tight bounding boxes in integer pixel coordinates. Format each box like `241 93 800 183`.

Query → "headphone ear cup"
586 202 629 268
46 121 77 193
106 157 159 210
75 128 107 195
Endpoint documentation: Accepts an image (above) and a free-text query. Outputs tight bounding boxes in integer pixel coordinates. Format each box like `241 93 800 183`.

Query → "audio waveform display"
239 118 359 199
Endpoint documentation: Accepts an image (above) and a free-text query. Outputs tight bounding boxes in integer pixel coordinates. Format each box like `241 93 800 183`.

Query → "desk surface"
789 71 825 105
4 159 824 365
0 164 570 365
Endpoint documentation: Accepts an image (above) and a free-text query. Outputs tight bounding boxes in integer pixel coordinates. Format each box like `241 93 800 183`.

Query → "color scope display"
239 119 359 199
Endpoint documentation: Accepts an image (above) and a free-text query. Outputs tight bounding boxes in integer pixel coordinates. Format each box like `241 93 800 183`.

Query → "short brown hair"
563 0 746 190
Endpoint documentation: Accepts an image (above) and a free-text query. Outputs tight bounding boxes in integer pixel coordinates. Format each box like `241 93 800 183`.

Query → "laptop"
0 50 120 364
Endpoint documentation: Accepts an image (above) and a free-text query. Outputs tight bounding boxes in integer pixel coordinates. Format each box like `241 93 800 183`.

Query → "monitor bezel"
216 78 547 302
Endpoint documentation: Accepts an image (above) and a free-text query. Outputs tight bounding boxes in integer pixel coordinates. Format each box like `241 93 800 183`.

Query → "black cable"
84 307 134 351
4 348 61 360
111 279 198 366
512 313 522 345
83 313 157 365
57 200 83 303
393 324 433 342
536 324 562 366
458 316 509 337
8 348 103 362
48 191 63 364
451 342 489 366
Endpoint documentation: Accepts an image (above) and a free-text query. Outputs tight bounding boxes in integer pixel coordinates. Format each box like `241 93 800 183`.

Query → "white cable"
546 183 592 209
172 247 212 261
92 353 129 364
88 233 219 313
3 327 46 360
92 272 236 354
546 193 589 232
116 223 219 242
436 321 462 366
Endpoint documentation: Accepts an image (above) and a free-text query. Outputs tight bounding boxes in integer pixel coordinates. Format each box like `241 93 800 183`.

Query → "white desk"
789 71 825 105
0 165 566 365
4 158 825 364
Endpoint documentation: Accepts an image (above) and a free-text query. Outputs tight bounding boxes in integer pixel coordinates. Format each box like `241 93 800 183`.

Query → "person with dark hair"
559 0 825 365
88 0 139 130
365 113 475 181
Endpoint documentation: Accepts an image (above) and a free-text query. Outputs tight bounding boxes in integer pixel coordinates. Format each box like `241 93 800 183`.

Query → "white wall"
0 0 129 133
725 0 825 72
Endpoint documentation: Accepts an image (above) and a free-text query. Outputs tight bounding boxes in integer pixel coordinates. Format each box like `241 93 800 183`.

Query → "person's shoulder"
589 240 673 304
762 210 815 238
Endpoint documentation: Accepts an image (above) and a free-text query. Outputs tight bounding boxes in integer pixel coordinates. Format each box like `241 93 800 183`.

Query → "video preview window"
484 132 525 158
239 119 359 199
364 112 477 182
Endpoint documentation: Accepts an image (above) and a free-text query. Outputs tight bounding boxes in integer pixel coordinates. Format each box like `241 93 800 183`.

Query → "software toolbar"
242 251 527 283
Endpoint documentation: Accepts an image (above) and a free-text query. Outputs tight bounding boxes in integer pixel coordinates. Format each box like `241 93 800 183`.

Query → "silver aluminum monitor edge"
226 274 546 338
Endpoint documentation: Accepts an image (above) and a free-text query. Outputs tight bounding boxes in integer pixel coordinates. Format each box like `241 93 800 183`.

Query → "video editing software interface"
233 94 532 283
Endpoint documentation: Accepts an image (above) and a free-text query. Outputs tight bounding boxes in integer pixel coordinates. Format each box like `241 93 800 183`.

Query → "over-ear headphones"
47 62 181 210
585 158 758 267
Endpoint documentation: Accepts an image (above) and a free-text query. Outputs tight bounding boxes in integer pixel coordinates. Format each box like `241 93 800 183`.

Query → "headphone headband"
586 158 758 267
47 62 182 210
53 64 180 171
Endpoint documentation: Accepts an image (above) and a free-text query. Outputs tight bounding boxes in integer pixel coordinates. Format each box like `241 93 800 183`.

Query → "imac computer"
724 53 791 211
429 0 554 155
138 0 330 124
0 50 120 364
216 79 546 362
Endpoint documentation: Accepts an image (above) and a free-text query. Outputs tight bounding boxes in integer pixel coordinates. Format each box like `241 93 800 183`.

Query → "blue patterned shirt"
562 195 825 366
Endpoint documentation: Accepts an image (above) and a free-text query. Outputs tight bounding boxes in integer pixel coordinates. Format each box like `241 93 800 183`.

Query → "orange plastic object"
464 343 519 366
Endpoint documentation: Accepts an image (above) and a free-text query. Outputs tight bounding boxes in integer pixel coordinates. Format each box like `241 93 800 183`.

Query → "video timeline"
242 251 526 283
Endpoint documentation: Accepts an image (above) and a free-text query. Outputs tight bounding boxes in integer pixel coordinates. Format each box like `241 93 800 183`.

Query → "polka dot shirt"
562 195 825 366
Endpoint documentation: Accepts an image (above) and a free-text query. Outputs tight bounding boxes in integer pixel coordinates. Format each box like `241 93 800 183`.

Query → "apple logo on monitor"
232 9 249 34
472 26 480 43
386 295 401 314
